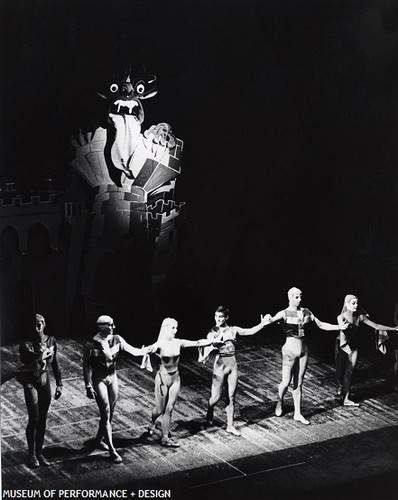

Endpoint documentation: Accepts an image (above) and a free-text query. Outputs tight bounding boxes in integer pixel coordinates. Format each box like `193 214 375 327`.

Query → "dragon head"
97 68 157 125
93 67 159 181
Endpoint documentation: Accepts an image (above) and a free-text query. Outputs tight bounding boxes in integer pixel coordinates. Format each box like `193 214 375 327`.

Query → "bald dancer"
264 287 345 424
83 315 149 463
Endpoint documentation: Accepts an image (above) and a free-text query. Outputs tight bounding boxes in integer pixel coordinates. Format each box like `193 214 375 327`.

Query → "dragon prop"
98 69 175 182
71 65 182 191
69 62 184 320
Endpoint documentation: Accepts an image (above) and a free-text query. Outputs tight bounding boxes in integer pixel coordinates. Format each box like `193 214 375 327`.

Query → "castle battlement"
0 192 69 254
148 199 185 226
0 193 62 214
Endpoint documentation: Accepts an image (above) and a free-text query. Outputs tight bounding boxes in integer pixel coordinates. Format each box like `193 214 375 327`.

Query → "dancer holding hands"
146 317 212 448
202 306 269 436
83 315 150 463
336 294 398 406
263 287 344 424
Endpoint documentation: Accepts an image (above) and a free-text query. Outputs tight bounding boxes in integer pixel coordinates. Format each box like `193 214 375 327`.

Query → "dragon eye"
110 83 119 93
135 82 145 94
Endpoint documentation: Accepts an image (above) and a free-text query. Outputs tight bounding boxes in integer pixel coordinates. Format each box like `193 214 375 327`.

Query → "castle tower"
70 126 184 331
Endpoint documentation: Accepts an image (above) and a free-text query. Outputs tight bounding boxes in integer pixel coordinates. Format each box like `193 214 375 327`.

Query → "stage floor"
1 334 398 499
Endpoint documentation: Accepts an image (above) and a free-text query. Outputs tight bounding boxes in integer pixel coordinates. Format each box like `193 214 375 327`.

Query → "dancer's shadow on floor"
113 434 151 448
3 445 113 469
47 444 120 464
303 403 338 420
352 380 396 402
132 418 230 446
238 404 277 424
239 401 335 423
171 418 213 438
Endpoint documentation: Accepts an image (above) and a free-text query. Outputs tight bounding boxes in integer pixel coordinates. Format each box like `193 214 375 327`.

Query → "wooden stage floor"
1 333 398 499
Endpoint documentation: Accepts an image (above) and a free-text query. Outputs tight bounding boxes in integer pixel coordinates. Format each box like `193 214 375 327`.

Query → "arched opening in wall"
27 223 51 254
1 226 22 342
1 226 20 261
15 279 35 342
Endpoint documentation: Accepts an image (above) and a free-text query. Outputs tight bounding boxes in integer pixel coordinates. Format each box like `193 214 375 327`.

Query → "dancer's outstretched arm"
313 317 344 331
235 314 272 336
180 338 213 348
120 336 150 356
362 317 398 332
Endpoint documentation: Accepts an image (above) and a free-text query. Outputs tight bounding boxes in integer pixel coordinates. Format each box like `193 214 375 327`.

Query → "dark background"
1 0 397 340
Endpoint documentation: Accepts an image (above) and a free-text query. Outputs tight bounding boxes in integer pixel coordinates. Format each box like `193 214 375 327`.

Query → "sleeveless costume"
18 336 62 387
84 334 127 379
207 325 238 358
280 308 315 338
18 335 62 458
335 313 366 386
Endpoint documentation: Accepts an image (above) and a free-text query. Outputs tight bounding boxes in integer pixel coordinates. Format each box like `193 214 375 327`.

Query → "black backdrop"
1 0 397 340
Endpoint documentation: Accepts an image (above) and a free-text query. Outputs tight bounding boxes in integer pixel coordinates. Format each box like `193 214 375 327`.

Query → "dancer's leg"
160 376 181 446
93 376 122 463
343 350 359 406
292 350 309 425
276 344 295 416
206 365 224 424
225 367 240 436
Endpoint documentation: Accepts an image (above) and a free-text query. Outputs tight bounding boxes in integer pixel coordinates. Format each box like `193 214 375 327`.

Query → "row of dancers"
15 287 398 466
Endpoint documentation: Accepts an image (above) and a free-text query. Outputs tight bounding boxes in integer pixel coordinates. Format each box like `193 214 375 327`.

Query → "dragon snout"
121 82 134 97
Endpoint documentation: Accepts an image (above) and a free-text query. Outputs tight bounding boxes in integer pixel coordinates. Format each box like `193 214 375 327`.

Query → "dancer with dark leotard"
336 295 398 406
18 314 62 467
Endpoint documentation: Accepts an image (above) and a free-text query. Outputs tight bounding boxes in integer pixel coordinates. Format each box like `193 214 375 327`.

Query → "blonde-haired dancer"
336 295 398 406
147 318 211 447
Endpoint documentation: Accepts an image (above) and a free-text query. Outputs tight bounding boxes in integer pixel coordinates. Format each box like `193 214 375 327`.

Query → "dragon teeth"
114 99 139 113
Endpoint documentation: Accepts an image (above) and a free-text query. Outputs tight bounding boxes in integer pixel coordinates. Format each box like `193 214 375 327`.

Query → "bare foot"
161 437 180 448
275 400 283 417
28 455 40 468
110 451 122 464
293 414 310 425
226 426 241 436
147 424 163 438
201 419 214 430
94 440 109 451
343 399 359 407
36 453 51 466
